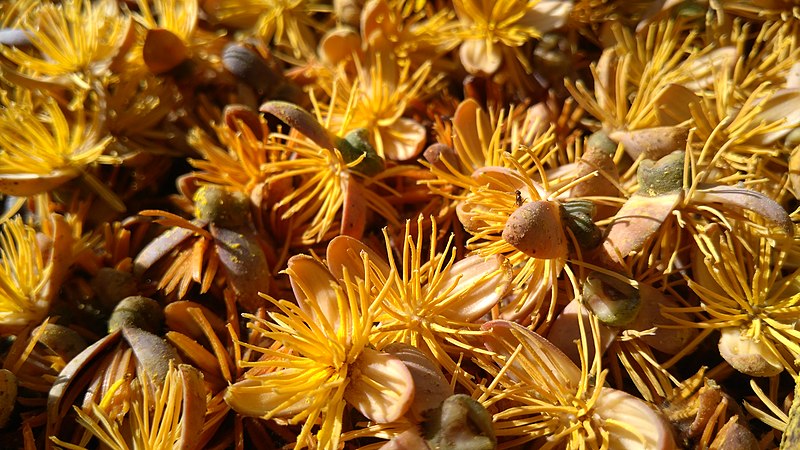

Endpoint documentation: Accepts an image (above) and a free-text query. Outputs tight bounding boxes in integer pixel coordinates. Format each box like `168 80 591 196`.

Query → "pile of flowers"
1 0 800 449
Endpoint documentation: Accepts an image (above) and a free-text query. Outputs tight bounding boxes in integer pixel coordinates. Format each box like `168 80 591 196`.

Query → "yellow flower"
453 0 571 75
50 363 206 450
1 0 129 90
475 318 677 449
0 215 72 334
319 53 440 160
663 225 800 377
327 215 512 378
0 97 122 210
424 99 569 325
225 252 414 450
260 100 402 245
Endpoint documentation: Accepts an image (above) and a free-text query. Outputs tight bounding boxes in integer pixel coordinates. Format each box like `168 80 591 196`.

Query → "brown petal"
143 28 188 75
344 347 414 423
211 225 271 311
176 364 207 450
609 126 690 160
340 175 367 239
692 185 794 236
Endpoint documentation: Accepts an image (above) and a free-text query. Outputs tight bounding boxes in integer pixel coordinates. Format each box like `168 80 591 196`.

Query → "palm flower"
359 0 458 65
225 250 414 450
50 362 206 450
0 96 123 210
662 224 800 377
259 100 403 245
0 216 73 334
0 0 129 94
567 19 735 163
452 0 572 76
317 53 440 160
204 0 328 59
475 318 677 448
424 99 577 324
188 106 272 198
327 215 512 379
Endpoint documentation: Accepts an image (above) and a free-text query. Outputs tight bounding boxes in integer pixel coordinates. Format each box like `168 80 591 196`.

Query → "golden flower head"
326 215 512 379
1 0 129 90
226 249 414 450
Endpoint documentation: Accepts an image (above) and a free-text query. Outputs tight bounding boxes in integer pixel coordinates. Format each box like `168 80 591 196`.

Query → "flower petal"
326 235 391 283
459 38 502 75
594 387 677 450
381 118 427 161
344 347 414 423
286 255 341 328
481 320 581 388
439 254 511 321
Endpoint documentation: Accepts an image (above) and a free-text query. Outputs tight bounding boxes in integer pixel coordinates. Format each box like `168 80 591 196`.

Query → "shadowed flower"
0 0 129 91
0 215 73 334
424 99 575 325
0 96 123 210
225 251 414 450
204 0 329 58
50 362 206 450
452 0 572 75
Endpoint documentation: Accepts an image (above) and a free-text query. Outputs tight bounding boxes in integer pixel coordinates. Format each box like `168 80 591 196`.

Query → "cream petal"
383 342 452 420
745 88 800 146
176 364 206 450
459 38 502 75
594 387 677 450
326 235 391 282
481 320 581 388
381 118 427 161
286 255 341 328
344 347 414 423
361 0 395 51
546 299 617 365
224 375 315 418
653 84 700 126
318 27 362 66
680 47 738 91
718 327 784 377
519 0 572 33
438 254 512 322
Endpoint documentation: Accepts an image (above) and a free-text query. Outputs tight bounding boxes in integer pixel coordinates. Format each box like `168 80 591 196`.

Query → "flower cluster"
1 1 799 449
